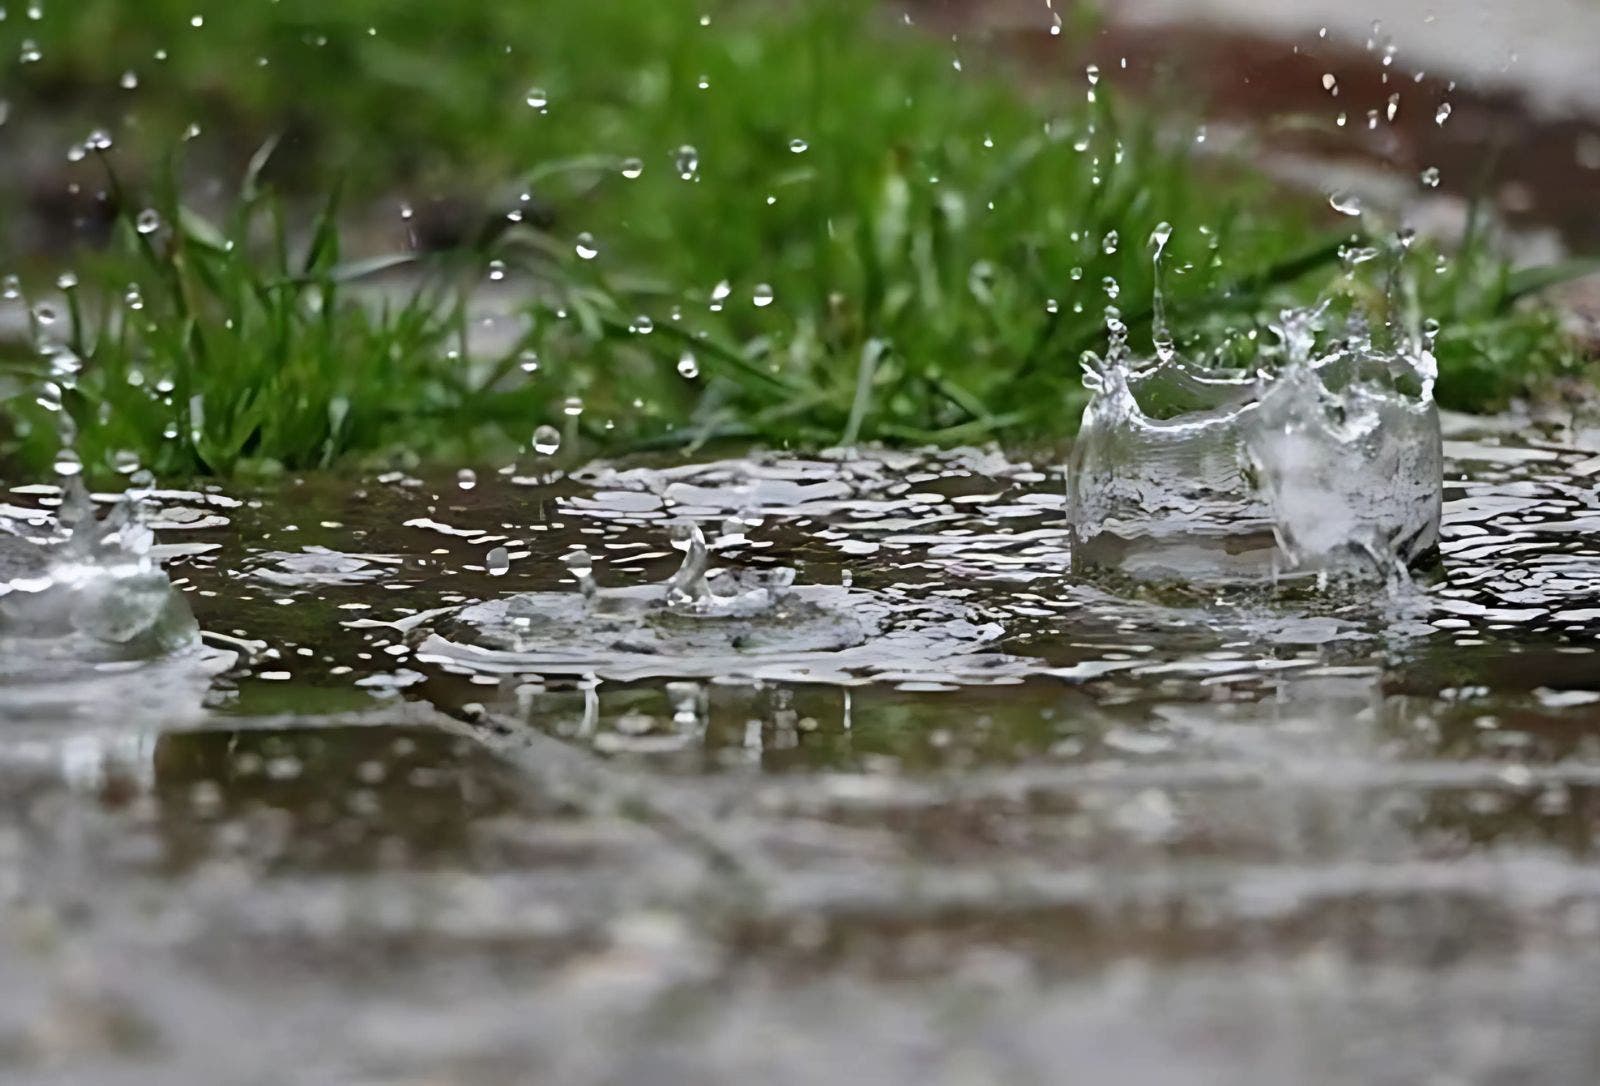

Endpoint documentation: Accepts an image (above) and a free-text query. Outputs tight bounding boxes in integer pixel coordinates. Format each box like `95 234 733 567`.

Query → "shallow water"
2 418 1600 1083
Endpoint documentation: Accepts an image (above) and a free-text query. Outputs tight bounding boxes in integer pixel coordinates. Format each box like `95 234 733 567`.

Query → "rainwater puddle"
2 428 1600 1083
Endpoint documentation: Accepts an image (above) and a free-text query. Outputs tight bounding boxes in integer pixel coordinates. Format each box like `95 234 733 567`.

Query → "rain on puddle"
1 411 1599 1082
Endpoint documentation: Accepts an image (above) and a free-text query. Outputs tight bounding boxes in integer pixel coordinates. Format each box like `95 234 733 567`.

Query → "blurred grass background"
0 0 1588 478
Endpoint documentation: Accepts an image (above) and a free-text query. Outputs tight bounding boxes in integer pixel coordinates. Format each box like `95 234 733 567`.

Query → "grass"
0 0 1591 479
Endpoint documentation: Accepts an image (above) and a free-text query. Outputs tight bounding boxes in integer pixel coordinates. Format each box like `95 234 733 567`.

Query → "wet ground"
2 414 1599 1083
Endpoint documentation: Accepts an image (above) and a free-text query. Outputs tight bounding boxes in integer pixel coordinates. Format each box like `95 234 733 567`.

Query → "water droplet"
574 232 598 260
518 350 540 373
676 350 700 379
487 259 507 281
525 87 548 110
1435 102 1453 125
1101 231 1119 255
1 275 19 299
632 314 654 334
562 396 584 417
674 144 700 181
1329 190 1363 216
55 271 78 291
752 283 774 308
457 468 477 490
32 302 58 325
486 546 510 576
788 138 808 153
1321 72 1338 94
120 69 138 90
531 425 562 455
1420 166 1441 188
620 157 643 179
136 208 162 234
709 279 731 311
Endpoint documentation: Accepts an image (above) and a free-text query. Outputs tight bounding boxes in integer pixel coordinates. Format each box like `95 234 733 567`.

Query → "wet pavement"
3 414 1600 1083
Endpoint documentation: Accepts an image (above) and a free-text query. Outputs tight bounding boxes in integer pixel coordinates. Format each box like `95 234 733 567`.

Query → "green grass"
0 0 1590 479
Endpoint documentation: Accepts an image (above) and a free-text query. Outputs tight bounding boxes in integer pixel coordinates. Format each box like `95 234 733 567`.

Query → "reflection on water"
1 421 1598 1083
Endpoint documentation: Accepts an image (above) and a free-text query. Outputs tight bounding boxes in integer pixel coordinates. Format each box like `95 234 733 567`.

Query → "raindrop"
562 396 584 417
676 350 700 379
121 70 139 90
487 259 506 281
136 208 162 234
1101 231 1119 255
632 314 654 334
788 138 808 153
1420 166 1441 188
457 468 477 490
56 271 78 290
525 87 548 110
574 232 599 260
1321 72 1338 94
518 350 540 373
1435 102 1453 125
752 283 774 308
674 144 700 181
709 279 731 311
1 275 19 299
1329 190 1363 216
486 546 510 576
620 157 643 179
531 425 562 455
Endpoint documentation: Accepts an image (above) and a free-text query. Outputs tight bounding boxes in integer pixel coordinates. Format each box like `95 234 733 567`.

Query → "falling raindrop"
487 259 506 281
709 279 731 311
519 350 540 373
674 144 700 181
136 208 162 235
525 87 548 110
486 546 510 576
562 396 584 418
574 232 599 260
1420 166 1441 188
677 350 700 379
531 425 562 455
457 468 477 490
1435 102 1453 125
620 157 643 179
1329 191 1363 216
788 138 808 153
752 283 774 308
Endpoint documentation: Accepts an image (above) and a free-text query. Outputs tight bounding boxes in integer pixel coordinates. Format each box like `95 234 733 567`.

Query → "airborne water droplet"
525 87 548 110
574 232 598 260
1435 102 1453 125
788 138 808 153
1420 166 1441 188
531 425 562 455
620 157 643 179
136 208 162 234
519 350 540 373
674 144 700 181
1329 191 1363 216
486 546 510 576
752 283 774 308
676 350 700 379
457 468 477 491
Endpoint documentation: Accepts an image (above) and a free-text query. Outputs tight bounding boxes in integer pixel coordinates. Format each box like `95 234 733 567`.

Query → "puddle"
1 426 1599 1081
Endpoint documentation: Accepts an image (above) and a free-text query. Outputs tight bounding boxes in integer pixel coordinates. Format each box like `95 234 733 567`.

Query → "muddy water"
3 418 1600 1084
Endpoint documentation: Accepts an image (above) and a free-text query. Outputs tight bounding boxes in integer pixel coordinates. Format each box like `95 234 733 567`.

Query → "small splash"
414 519 1008 684
0 479 200 664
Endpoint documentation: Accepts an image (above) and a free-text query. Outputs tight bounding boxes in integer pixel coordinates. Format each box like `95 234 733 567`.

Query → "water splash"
1069 257 1442 587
